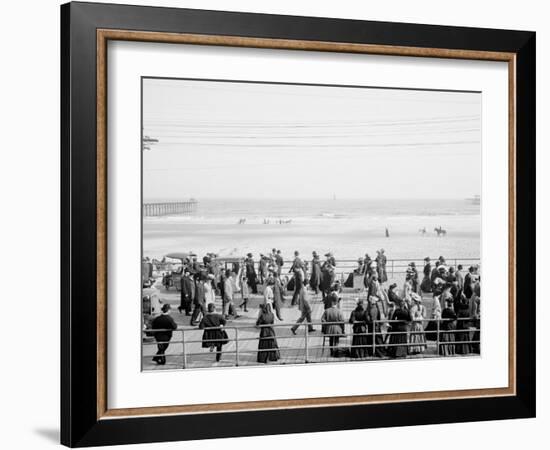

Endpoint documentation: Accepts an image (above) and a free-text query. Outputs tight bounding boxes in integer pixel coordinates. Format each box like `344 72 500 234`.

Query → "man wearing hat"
151 304 178 365
178 269 194 316
320 253 336 300
290 286 316 335
188 253 201 276
289 251 306 306
309 251 322 294
375 249 388 284
420 257 433 293
245 253 258 294
190 273 207 326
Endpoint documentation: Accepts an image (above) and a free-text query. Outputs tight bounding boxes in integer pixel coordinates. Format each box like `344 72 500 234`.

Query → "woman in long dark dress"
349 299 369 358
454 295 472 355
388 302 411 358
366 295 387 357
309 251 321 294
199 303 228 362
439 300 457 356
256 304 280 363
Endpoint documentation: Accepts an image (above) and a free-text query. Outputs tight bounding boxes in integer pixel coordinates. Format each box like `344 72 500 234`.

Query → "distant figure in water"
237 218 246 224
385 227 390 238
419 227 427 235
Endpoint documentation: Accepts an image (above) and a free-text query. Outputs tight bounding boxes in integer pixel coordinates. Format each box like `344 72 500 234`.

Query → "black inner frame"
61 2 535 447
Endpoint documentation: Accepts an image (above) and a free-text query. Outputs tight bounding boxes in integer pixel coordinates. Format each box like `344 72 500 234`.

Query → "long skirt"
257 327 280 363
455 328 472 355
408 321 427 354
388 327 408 358
201 329 228 348
438 326 456 356
366 325 387 357
350 327 369 358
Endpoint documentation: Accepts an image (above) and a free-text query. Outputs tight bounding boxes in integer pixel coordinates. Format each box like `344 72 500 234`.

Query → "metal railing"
150 257 481 283
142 317 480 370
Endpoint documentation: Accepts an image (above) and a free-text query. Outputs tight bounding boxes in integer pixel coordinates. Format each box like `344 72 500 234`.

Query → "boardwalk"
142 274 478 371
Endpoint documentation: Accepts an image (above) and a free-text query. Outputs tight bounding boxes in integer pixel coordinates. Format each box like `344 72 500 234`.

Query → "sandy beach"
143 198 480 262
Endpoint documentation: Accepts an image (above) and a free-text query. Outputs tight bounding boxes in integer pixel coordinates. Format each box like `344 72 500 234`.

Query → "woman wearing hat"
245 253 258 294
408 293 427 354
309 251 321 294
256 303 280 363
439 299 457 356
348 299 369 358
388 299 411 358
321 293 345 357
320 254 336 301
375 249 388 284
421 257 433 293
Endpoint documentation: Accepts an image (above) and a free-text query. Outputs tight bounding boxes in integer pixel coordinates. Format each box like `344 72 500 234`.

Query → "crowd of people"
148 250 481 365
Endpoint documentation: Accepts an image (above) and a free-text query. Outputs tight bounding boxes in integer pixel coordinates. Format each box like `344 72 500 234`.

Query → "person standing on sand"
151 304 178 365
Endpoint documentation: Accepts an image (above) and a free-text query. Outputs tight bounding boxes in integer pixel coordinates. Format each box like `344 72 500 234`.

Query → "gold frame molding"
96 29 516 420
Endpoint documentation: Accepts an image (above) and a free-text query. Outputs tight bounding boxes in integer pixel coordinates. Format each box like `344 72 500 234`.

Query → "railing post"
235 328 239 366
372 320 376 357
436 318 440 355
304 325 309 363
182 329 187 369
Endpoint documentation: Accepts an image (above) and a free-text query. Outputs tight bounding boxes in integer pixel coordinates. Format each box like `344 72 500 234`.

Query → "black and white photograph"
141 77 482 370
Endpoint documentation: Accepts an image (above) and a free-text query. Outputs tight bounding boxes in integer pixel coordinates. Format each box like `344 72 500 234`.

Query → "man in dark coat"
190 274 207 326
289 251 305 305
309 251 322 294
199 303 228 362
178 270 194 315
245 253 258 294
151 304 178 365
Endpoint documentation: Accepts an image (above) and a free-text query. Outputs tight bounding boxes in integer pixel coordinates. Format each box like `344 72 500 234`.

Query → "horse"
237 218 246 225
419 227 427 236
434 226 447 237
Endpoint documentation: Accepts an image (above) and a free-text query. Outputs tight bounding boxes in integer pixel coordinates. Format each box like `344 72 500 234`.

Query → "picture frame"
61 1 535 447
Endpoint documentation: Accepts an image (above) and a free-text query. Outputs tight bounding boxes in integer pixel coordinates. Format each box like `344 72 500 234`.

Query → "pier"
143 199 198 216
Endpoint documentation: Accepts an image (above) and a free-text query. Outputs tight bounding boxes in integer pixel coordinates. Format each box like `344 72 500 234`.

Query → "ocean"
142 198 480 263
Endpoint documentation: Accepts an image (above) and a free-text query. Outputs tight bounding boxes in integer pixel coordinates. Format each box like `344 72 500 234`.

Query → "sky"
142 78 481 200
